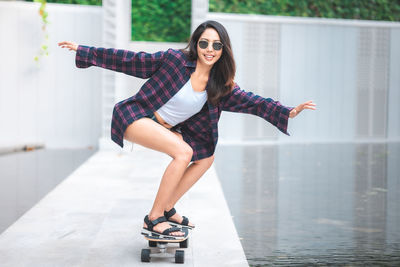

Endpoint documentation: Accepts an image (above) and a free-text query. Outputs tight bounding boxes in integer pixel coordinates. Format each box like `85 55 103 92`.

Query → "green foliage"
25 0 190 42
25 0 101 5
26 0 101 62
33 0 49 63
132 0 191 42
209 0 400 21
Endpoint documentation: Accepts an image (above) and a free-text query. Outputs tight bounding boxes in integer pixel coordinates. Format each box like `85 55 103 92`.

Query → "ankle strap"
164 208 176 219
144 215 167 231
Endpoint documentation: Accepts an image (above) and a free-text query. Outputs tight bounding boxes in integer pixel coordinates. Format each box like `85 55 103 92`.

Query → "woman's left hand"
289 100 316 118
58 41 78 52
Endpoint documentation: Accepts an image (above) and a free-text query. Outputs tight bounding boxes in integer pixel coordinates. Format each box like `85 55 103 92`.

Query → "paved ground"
0 147 248 266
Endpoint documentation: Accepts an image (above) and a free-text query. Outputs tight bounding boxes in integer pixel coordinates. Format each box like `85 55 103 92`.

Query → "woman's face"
196 28 223 67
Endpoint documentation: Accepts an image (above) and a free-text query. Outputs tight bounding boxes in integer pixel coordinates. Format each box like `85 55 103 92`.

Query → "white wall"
279 24 358 142
388 29 400 139
206 13 400 143
2 2 399 149
0 2 102 148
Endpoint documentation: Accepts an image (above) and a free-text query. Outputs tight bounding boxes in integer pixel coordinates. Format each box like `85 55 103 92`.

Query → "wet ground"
215 142 400 266
0 148 96 234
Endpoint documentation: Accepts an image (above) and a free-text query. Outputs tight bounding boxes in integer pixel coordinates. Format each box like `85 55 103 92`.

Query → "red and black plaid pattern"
220 85 292 135
76 46 292 161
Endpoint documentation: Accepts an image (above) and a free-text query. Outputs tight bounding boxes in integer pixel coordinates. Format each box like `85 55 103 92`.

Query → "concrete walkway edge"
0 148 248 266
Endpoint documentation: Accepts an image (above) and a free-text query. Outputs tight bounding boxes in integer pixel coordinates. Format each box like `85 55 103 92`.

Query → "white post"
191 0 209 33
99 0 132 150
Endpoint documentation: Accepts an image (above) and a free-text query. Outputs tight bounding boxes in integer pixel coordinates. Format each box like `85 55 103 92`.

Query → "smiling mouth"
204 54 214 61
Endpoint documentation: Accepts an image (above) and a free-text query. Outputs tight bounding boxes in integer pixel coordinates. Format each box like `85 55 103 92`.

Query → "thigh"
171 130 184 140
194 155 215 168
124 118 191 158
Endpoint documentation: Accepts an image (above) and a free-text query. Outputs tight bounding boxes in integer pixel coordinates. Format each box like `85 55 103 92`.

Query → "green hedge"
27 0 400 42
25 0 190 42
131 0 191 42
209 0 400 21
25 0 101 5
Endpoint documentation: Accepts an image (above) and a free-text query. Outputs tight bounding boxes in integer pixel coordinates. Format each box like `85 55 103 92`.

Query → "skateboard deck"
142 227 189 242
168 221 195 230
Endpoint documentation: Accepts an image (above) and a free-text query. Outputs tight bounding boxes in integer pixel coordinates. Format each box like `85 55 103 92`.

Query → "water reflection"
215 142 400 266
0 148 96 234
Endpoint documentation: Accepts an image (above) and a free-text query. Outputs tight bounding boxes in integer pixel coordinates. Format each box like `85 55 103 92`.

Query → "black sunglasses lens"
213 42 223 51
198 40 208 49
199 40 223 51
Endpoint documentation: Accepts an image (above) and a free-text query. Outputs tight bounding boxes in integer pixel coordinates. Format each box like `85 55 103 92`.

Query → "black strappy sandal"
141 215 186 240
164 208 195 229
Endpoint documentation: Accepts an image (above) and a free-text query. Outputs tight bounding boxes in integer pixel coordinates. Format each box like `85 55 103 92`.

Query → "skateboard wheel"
148 240 157 247
175 250 184 264
179 238 188 248
141 248 151 262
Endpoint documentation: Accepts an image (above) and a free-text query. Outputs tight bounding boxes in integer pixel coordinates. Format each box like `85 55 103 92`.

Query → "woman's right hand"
58 41 78 52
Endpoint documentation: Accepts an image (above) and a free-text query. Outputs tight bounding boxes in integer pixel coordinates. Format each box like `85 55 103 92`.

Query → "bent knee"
173 145 193 163
194 155 214 168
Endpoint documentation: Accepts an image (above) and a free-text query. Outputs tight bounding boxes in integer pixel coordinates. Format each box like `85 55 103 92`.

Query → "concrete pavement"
0 147 248 266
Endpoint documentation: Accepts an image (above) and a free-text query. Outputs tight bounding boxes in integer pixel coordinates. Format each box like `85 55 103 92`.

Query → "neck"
195 59 213 77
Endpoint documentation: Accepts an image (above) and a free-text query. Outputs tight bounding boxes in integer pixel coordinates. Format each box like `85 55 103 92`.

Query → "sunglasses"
198 40 223 51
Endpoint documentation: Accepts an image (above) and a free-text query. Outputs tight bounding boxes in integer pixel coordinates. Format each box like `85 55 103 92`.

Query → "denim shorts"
148 114 159 124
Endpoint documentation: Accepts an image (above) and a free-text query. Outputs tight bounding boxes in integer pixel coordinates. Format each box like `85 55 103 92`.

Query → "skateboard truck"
141 228 189 263
141 242 185 263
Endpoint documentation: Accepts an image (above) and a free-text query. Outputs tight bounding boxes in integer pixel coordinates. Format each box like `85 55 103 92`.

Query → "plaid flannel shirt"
75 46 292 161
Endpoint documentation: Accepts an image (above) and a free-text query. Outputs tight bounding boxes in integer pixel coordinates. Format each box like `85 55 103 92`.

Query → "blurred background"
1 0 399 265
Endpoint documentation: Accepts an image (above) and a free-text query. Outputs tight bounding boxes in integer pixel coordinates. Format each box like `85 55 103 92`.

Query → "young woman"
59 20 316 238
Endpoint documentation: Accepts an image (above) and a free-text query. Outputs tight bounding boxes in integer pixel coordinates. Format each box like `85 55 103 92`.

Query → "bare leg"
167 156 214 208
162 132 214 226
124 118 193 236
165 156 214 227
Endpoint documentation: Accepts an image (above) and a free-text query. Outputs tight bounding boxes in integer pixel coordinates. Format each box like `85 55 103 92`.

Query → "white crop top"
156 79 207 126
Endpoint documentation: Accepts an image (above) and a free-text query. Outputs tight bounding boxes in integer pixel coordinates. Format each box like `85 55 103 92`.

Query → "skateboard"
141 228 190 264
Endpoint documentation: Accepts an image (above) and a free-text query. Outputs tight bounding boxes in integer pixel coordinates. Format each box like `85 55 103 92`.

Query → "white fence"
206 13 400 143
0 2 102 148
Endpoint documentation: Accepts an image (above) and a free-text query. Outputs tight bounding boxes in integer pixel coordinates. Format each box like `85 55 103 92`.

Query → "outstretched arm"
58 41 166 79
220 84 316 135
220 84 293 135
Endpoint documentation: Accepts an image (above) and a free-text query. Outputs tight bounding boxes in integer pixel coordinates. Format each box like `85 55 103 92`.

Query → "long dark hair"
182 20 236 106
